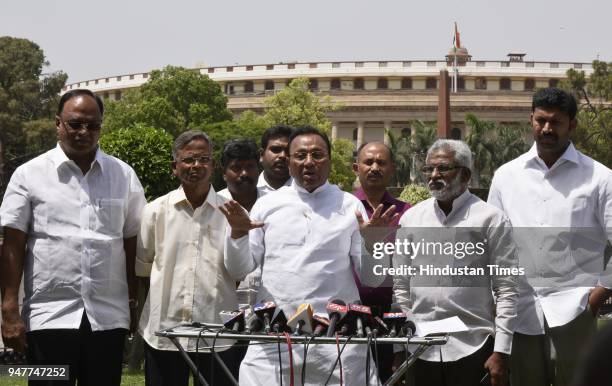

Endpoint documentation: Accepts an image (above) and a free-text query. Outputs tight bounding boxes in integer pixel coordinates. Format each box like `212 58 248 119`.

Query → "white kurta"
488 143 612 334
225 181 378 385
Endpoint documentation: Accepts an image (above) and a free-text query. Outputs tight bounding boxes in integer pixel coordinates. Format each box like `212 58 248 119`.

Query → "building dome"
448 46 470 57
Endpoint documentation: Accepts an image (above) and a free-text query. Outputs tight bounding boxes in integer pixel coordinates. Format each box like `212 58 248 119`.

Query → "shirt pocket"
570 195 595 227
95 198 125 237
31 204 48 235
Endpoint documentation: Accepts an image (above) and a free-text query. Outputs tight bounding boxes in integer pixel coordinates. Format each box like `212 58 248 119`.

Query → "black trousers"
144 342 246 386
26 312 127 386
412 337 494 386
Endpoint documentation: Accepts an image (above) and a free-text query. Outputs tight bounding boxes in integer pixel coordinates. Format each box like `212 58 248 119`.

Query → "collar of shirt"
432 188 472 223
257 172 292 191
353 187 405 212
292 179 330 196
49 143 105 174
524 142 580 172
170 185 221 212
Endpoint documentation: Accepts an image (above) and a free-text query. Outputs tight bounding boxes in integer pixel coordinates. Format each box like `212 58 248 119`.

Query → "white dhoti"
239 341 379 386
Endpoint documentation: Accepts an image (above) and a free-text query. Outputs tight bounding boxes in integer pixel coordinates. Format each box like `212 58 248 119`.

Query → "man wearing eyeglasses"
220 126 394 385
392 140 518 386
136 130 242 386
0 89 146 385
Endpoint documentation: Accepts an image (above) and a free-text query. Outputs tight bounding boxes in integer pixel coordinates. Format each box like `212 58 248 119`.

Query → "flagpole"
453 23 458 93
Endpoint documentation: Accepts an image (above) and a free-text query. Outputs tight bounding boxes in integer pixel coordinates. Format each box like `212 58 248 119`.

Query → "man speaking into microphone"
221 127 395 385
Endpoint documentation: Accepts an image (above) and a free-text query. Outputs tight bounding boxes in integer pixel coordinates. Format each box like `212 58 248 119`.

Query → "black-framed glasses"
179 155 212 165
61 119 102 131
421 164 464 176
290 151 328 162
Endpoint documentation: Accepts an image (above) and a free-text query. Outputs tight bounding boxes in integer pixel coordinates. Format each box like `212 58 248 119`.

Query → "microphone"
287 303 314 335
253 301 277 333
383 304 407 338
244 307 263 333
271 308 289 333
370 316 389 337
326 299 348 337
312 314 330 337
401 320 416 338
220 310 245 332
347 301 372 337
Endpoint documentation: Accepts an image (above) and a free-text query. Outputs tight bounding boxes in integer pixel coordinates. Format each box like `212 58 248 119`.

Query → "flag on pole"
454 22 461 49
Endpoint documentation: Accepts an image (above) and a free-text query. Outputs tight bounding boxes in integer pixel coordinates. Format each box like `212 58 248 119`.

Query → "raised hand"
356 204 399 232
219 200 264 238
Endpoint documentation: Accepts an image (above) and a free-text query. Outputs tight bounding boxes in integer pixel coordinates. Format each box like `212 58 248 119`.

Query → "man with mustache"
258 125 294 193
218 139 262 212
488 87 612 386
392 140 518 386
218 139 265 306
352 141 410 382
136 130 242 386
220 126 392 385
0 89 146 385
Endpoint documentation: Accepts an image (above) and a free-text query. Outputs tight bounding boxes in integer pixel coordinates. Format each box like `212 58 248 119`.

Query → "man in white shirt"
218 139 262 212
220 126 391 385
136 130 242 386
217 139 266 306
392 140 518 386
257 125 294 193
0 89 146 386
488 87 612 386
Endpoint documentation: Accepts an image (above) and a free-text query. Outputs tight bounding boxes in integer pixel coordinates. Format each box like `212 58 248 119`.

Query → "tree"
465 114 531 187
263 78 338 129
386 121 437 186
384 129 412 186
99 125 175 200
560 60 612 168
261 78 355 190
399 184 431 205
103 66 232 137
465 114 496 188
200 113 269 188
0 36 67 196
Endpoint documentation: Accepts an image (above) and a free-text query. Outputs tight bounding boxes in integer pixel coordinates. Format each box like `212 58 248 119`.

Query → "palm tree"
465 114 531 187
465 114 496 188
385 128 412 186
386 121 437 186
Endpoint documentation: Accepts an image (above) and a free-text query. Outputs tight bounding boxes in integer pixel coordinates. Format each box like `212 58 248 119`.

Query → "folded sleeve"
123 169 147 238
0 167 31 232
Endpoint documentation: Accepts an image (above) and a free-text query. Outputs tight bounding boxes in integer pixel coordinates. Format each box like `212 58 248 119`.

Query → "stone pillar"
331 121 338 141
383 120 391 145
357 121 365 148
437 70 451 139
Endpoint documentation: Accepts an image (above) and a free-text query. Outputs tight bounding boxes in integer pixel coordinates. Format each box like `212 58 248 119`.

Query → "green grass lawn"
0 369 146 386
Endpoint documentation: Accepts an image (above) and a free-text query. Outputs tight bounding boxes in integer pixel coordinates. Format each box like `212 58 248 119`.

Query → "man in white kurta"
222 127 381 385
487 87 612 386
393 140 518 386
137 131 242 386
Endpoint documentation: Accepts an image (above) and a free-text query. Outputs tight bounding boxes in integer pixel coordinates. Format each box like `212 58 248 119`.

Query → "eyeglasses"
290 151 328 162
61 120 102 131
179 155 211 165
421 164 464 176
